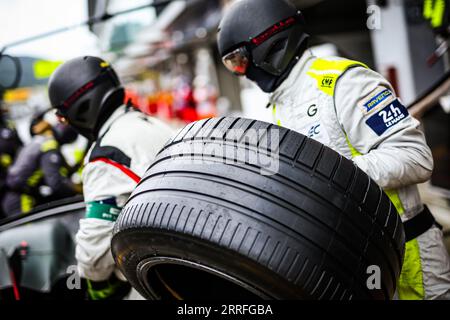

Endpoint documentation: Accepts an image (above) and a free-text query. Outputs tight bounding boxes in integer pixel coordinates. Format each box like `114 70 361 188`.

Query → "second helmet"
48 56 124 141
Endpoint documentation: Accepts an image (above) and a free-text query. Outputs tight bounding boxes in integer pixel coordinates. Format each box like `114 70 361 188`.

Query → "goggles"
221 15 299 76
222 47 250 76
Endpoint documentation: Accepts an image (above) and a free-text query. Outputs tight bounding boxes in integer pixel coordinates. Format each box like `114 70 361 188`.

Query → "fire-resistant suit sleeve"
334 67 434 190
75 160 137 282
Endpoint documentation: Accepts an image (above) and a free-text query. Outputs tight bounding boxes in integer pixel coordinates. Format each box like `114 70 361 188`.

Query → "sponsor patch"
366 99 409 136
363 89 393 113
303 122 330 145
307 123 321 138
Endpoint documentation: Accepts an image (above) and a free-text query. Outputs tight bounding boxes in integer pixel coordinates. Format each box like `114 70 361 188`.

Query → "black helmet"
218 0 309 92
29 109 78 145
48 56 124 141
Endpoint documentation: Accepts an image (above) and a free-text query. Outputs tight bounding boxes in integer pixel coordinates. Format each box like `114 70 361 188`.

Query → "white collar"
98 104 128 137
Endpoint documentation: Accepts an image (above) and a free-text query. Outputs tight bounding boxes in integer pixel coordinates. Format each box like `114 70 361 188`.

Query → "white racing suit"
270 50 450 299
75 105 174 287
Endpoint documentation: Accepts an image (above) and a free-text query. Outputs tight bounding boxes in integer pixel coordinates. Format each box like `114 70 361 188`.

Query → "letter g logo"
307 104 318 117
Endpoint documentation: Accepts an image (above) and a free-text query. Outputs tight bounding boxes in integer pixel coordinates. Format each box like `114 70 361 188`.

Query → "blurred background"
0 0 449 251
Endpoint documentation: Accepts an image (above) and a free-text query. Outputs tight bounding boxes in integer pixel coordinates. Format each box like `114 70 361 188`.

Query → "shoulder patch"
307 58 368 96
365 99 409 136
363 89 393 112
359 87 395 115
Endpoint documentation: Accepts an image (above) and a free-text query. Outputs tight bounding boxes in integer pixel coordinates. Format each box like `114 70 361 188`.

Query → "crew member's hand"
86 274 131 300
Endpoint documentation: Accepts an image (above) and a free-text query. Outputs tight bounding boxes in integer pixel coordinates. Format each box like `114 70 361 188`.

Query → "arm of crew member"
40 150 78 196
75 160 136 281
334 67 433 190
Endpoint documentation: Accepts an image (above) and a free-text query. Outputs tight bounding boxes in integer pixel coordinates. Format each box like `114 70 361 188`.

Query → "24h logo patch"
365 99 409 136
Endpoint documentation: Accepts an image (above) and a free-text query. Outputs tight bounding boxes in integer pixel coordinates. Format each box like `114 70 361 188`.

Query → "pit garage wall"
367 0 445 104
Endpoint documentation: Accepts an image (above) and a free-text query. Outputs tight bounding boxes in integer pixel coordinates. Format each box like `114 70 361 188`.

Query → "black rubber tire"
112 117 405 300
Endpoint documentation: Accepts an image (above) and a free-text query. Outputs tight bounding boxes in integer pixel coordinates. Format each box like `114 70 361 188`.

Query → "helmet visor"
222 47 249 76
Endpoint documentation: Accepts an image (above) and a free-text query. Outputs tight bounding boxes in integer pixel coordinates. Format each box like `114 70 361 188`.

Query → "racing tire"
112 117 405 300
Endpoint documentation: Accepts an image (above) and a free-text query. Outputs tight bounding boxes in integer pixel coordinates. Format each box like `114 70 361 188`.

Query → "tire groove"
238 119 257 143
134 203 143 227
310 271 326 296
294 258 309 285
218 219 231 244
286 252 300 280
138 203 149 226
330 282 341 300
256 123 272 148
318 277 334 300
222 118 242 139
151 203 162 227
206 117 226 139
166 204 177 229
257 236 271 262
312 144 325 172
186 118 212 141
158 203 170 227
340 289 348 301
125 204 136 229
276 246 290 274
248 231 261 256
174 205 185 229
303 264 318 291
238 227 251 252
144 202 156 227
191 209 202 235
292 135 309 165
182 207 194 233
228 223 241 247
209 215 221 241
268 241 281 269
274 128 289 152
200 212 212 238
117 207 128 230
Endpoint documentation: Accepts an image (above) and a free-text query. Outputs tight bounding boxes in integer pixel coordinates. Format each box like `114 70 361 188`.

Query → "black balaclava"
246 38 309 93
